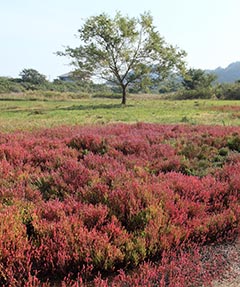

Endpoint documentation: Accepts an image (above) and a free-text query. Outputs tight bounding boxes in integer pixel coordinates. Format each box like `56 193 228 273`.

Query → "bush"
0 73 116 96
0 77 25 93
175 88 214 100
0 124 239 285
215 82 240 100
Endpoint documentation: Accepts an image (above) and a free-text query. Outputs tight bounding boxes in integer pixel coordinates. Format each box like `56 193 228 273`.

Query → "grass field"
1 95 240 131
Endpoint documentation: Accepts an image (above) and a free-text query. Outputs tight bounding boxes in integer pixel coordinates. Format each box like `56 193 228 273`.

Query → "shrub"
215 82 240 100
0 77 25 93
175 88 214 99
0 124 239 285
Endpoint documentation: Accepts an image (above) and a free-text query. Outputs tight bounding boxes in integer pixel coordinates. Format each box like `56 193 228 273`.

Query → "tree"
19 68 47 85
182 68 217 90
57 12 186 104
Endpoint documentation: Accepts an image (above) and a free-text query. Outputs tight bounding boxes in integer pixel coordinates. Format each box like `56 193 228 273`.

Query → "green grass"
1 95 240 132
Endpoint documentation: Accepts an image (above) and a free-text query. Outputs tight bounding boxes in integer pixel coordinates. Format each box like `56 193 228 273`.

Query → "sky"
1 0 240 80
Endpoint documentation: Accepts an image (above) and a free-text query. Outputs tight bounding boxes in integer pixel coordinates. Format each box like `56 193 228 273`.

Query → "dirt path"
211 239 240 287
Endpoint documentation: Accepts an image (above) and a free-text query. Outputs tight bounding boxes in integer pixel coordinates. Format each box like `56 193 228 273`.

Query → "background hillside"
207 61 240 83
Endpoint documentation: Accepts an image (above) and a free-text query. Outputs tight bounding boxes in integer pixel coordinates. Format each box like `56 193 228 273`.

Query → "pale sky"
1 0 240 80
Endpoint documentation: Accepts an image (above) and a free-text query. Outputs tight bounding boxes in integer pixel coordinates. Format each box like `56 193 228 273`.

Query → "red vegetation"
209 105 240 112
0 123 239 286
209 105 240 119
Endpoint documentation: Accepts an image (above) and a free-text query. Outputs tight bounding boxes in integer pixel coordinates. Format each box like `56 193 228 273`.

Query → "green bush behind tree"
175 68 217 100
215 81 240 100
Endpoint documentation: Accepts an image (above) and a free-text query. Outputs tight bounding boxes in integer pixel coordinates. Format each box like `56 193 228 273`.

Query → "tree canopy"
182 68 217 90
19 68 47 85
58 12 187 104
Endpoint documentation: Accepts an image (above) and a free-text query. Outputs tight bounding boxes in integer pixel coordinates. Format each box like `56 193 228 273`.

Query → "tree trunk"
121 86 127 105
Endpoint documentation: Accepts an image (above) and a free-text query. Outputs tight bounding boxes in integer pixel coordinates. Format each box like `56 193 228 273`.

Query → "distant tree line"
0 68 114 96
176 68 240 100
1 67 240 100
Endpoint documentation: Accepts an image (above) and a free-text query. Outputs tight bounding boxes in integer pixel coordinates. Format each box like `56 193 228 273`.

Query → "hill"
207 61 240 83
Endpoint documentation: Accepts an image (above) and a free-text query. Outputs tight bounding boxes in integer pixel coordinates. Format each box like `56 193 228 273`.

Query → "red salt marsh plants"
0 123 239 286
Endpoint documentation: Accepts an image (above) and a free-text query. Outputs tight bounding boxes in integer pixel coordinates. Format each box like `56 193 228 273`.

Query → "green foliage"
158 75 182 93
19 68 47 85
0 77 25 93
35 177 65 201
50 79 92 93
177 69 217 99
176 88 214 100
227 135 240 152
0 73 116 95
215 82 240 100
58 11 186 104
182 69 217 90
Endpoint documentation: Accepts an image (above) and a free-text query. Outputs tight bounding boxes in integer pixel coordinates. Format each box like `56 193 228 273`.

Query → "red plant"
0 123 239 286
